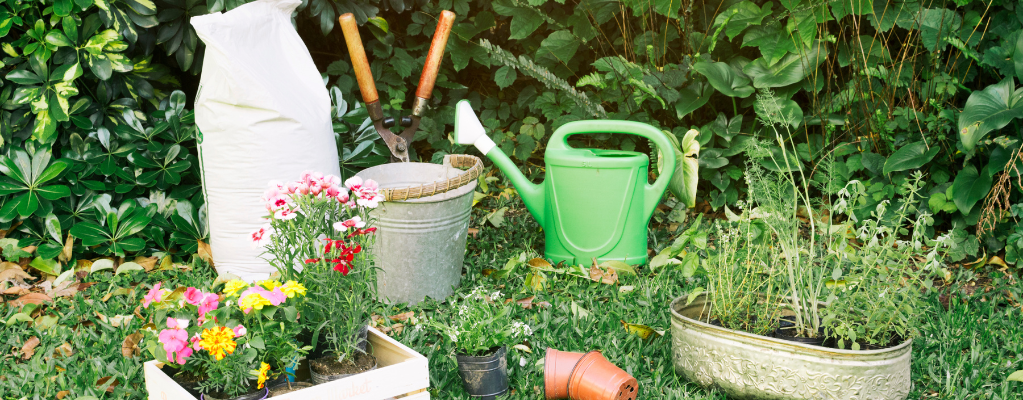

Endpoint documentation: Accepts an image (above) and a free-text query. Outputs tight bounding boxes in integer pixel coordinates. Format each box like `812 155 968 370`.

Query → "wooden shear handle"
415 11 456 100
339 13 378 105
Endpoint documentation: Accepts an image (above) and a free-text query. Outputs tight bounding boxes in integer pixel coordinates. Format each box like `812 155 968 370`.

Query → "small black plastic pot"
455 346 509 399
200 387 269 400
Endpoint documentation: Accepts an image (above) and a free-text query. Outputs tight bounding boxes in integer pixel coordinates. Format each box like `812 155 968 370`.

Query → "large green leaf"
951 165 992 215
692 61 753 98
754 97 803 128
536 30 579 63
1015 32 1023 81
29 257 61 276
882 141 939 175
661 129 700 208
675 82 713 119
714 1 774 41
744 43 828 88
70 221 112 246
958 78 1023 151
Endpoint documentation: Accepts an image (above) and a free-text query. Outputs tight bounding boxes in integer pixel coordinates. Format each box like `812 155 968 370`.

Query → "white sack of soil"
191 0 340 281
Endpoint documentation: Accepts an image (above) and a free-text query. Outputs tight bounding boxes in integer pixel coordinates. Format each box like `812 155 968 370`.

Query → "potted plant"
669 94 952 400
140 279 307 399
253 172 382 382
432 286 533 399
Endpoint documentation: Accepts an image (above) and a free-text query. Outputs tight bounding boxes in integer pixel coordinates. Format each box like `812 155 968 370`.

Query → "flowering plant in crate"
140 278 307 397
432 286 533 356
253 171 383 374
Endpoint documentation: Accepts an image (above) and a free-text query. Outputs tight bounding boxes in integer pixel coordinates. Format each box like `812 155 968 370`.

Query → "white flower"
519 357 527 367
491 290 502 299
511 321 532 337
174 318 190 329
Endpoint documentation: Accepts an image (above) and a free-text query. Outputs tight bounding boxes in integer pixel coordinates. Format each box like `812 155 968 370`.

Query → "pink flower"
266 287 286 306
197 295 219 324
344 176 364 191
158 320 190 364
323 174 341 188
233 325 247 337
251 224 274 247
191 333 203 350
183 287 205 306
274 208 300 220
333 216 366 231
166 317 190 329
309 184 322 195
143 282 164 308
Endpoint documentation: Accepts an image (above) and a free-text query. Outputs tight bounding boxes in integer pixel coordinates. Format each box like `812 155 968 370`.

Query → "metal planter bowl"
670 294 911 400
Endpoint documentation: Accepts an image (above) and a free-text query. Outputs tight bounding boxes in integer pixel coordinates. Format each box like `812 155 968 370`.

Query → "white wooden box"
145 326 430 400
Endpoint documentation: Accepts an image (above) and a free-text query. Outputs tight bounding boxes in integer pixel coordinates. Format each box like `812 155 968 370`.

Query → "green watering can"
454 100 676 265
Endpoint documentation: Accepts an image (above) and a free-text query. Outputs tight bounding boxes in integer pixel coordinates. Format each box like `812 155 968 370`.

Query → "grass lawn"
1 186 1022 399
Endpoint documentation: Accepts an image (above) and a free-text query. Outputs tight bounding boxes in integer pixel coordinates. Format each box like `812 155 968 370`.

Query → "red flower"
332 258 349 275
347 227 377 238
304 258 321 264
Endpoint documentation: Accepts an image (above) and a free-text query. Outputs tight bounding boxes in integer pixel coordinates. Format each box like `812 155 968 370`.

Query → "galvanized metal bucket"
356 155 481 305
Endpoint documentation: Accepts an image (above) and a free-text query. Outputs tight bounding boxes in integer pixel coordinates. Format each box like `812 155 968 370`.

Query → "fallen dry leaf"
588 258 618 285
20 336 39 360
122 333 143 358
50 281 77 298
0 261 21 273
77 282 98 292
0 266 32 285
467 227 479 238
621 321 663 340
2 286 29 296
21 246 36 254
527 258 553 270
197 240 214 266
56 390 70 399
134 256 158 272
54 342 74 357
59 235 73 263
95 376 119 393
11 293 50 307
75 259 92 272
389 311 415 322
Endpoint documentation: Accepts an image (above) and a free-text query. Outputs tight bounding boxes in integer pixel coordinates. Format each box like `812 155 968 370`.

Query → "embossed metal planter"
670 294 911 400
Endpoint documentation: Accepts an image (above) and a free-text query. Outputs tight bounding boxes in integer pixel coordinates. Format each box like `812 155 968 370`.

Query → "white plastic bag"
191 0 340 281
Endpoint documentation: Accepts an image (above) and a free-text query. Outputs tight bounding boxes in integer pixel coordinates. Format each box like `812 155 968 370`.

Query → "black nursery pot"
200 387 269 400
455 346 509 399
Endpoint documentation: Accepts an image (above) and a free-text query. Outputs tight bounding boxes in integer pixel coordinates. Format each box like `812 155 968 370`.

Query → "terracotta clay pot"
567 351 638 400
543 348 586 399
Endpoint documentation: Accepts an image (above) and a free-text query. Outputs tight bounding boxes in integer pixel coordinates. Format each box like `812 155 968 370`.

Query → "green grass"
1 190 1022 399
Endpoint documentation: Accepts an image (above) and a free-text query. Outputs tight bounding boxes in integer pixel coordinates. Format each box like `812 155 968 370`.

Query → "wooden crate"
145 326 430 400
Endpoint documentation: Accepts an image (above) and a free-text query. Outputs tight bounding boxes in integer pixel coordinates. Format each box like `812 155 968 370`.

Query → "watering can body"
454 103 676 265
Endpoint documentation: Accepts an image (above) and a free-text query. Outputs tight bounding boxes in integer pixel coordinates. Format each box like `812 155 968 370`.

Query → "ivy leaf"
494 66 517 89
951 165 992 215
692 61 753 98
882 141 939 175
675 82 713 119
743 42 828 88
958 78 1023 151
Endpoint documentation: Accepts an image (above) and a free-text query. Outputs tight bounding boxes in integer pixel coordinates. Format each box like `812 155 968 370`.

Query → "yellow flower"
280 281 307 298
239 292 273 312
197 326 237 361
223 280 249 297
257 362 270 389
258 279 281 291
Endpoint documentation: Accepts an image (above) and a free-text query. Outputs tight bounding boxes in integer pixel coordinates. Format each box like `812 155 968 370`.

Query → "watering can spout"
455 100 545 225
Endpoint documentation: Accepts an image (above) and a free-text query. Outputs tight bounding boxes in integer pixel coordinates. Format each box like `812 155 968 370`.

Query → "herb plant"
432 286 532 356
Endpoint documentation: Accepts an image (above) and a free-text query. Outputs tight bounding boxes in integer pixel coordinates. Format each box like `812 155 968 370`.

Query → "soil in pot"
310 351 377 376
456 346 509 399
269 381 314 396
172 370 204 398
200 386 269 400
773 316 827 347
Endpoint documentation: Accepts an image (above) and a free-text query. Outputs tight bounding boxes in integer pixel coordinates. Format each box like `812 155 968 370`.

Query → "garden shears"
339 11 456 162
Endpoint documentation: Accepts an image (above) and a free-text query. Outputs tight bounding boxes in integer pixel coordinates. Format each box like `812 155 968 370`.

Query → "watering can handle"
547 120 677 219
